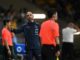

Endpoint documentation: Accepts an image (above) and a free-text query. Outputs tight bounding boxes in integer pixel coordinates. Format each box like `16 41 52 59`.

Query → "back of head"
47 8 57 18
67 22 74 28
3 19 11 26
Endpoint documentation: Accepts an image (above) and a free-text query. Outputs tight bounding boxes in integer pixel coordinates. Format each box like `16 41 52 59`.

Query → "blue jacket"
12 21 41 49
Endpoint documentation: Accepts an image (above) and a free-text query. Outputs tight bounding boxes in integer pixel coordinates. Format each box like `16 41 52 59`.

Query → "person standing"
39 9 60 60
12 11 41 60
62 22 80 60
1 19 14 60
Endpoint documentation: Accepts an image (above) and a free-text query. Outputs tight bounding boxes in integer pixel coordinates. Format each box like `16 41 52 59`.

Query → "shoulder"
71 28 77 32
2 28 6 32
62 28 66 32
54 21 59 26
41 20 49 26
51 21 59 29
2 28 7 34
21 23 28 27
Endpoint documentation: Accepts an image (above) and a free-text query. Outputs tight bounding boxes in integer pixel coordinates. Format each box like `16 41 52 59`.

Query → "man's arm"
74 32 80 35
56 37 60 45
4 39 10 50
73 24 80 32
72 24 80 35
11 24 25 34
11 28 22 34
55 36 61 51
55 36 61 56
4 39 11 55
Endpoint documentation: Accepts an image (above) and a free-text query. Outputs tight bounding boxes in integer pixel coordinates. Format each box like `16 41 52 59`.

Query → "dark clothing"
41 45 56 60
61 42 74 60
12 21 41 60
27 49 41 60
3 46 13 60
12 22 41 49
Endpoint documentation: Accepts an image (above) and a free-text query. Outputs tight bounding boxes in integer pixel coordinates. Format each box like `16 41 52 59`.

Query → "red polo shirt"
2 27 13 46
39 19 59 46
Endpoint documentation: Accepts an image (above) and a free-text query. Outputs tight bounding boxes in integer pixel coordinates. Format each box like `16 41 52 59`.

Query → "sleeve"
2 30 8 41
11 24 24 34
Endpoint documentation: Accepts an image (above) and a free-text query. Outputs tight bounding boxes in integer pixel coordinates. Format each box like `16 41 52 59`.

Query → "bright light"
33 14 46 19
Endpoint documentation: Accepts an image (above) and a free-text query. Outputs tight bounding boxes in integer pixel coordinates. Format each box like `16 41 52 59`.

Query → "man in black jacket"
12 11 41 60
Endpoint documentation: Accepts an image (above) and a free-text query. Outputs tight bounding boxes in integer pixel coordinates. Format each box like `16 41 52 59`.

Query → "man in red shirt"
2 20 13 60
39 8 60 60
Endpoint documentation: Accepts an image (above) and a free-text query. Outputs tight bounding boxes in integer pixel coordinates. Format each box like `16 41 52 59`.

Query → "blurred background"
0 0 80 60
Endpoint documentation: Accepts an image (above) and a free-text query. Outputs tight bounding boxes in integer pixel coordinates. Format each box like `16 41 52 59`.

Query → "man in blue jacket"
12 11 41 60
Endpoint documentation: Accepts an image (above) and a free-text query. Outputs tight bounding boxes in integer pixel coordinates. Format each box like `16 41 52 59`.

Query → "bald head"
67 22 75 28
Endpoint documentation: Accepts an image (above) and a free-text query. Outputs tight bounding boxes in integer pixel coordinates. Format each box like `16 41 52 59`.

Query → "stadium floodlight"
33 13 46 19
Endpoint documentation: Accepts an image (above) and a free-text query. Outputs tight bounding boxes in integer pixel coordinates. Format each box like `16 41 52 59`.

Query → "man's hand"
55 50 60 56
12 32 15 37
8 49 11 56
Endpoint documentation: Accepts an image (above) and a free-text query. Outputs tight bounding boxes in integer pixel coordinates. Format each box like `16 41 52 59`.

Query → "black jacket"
12 21 41 49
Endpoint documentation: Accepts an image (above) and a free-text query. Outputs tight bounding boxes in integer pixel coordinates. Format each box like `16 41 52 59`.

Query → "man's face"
53 12 58 21
26 11 34 21
7 21 12 29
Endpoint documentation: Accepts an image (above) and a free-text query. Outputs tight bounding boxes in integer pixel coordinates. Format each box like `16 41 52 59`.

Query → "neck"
50 18 55 21
5 25 8 29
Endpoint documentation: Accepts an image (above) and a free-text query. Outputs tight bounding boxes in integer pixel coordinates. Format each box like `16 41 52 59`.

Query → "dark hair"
3 19 11 26
47 8 57 18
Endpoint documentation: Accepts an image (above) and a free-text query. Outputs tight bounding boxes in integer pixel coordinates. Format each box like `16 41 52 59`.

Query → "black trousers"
3 46 13 60
41 45 56 60
26 49 42 60
61 42 74 60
